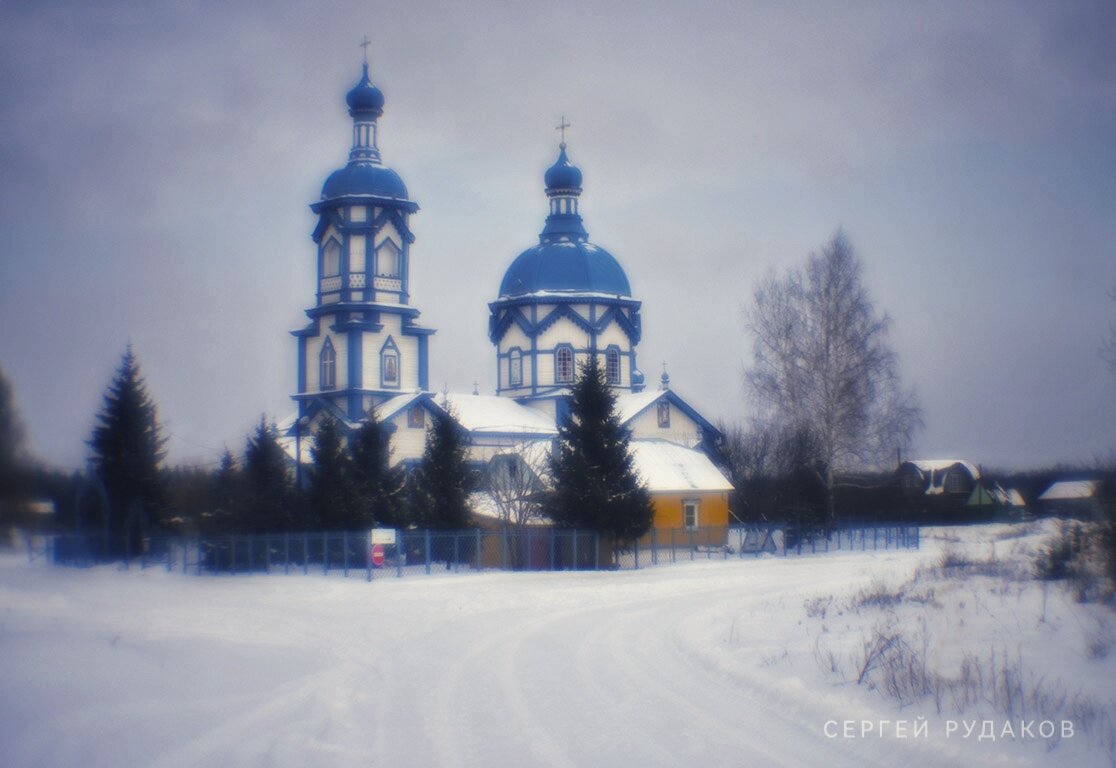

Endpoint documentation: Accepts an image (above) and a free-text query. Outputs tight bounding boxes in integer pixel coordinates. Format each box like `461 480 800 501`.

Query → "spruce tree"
307 415 356 530
205 448 242 535
546 355 653 547
410 404 473 530
350 412 404 528
87 346 166 555
242 416 294 532
0 366 29 510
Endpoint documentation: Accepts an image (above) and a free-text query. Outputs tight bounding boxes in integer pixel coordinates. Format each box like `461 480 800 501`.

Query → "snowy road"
0 546 1061 767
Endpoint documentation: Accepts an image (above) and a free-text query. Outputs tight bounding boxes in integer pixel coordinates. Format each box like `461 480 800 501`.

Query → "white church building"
281 62 733 532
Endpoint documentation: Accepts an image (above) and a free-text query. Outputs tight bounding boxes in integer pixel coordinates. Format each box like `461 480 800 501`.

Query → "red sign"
370 543 385 567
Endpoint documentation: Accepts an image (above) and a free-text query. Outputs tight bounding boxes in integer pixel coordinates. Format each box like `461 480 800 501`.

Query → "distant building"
1037 480 1107 521
283 63 732 535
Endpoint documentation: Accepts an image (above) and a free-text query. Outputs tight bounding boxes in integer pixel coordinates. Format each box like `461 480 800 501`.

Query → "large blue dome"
499 241 631 297
321 162 408 201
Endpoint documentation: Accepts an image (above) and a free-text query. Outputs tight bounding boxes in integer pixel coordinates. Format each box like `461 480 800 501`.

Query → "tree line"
1 345 653 557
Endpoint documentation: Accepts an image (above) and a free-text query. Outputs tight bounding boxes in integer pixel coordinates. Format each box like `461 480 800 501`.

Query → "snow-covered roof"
615 389 664 424
906 460 981 480
374 392 427 422
437 393 557 436
1038 480 1099 501
468 492 553 525
629 440 734 493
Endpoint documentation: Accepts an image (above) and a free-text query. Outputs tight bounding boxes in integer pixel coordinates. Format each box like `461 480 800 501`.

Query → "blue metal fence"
37 522 919 577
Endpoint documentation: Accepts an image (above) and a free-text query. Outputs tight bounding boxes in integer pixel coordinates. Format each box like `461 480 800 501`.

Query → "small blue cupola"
346 62 384 118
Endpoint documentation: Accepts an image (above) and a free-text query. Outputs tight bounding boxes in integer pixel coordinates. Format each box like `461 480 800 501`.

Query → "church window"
683 500 700 531
605 347 621 385
408 405 425 429
350 206 368 223
376 241 400 277
509 348 523 387
319 338 336 390
555 346 574 384
349 235 366 273
322 239 341 277
657 400 671 428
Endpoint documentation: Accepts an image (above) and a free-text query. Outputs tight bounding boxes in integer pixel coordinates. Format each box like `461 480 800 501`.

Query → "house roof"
629 439 733 493
614 389 723 441
1038 479 1099 501
905 459 981 480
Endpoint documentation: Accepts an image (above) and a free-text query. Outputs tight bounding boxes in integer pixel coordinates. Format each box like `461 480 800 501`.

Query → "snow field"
0 523 1113 767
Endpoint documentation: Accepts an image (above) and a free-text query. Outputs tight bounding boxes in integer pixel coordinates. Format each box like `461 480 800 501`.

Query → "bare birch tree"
485 442 552 533
744 231 922 523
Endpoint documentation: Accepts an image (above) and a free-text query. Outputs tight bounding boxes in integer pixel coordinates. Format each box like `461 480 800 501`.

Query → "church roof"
436 393 557 436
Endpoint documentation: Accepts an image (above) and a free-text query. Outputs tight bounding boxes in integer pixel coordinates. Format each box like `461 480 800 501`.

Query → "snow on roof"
1038 480 1099 501
374 392 425 422
629 440 733 493
615 390 665 424
437 393 557 436
468 492 553 525
906 459 981 480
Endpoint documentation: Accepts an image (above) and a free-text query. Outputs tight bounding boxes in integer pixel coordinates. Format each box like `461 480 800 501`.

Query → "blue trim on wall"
297 336 307 393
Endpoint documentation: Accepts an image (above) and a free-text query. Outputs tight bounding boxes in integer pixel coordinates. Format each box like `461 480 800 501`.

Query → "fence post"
343 530 350 577
593 532 600 570
285 533 290 575
572 530 579 570
550 529 557 571
475 528 482 571
396 530 403 578
526 528 533 571
366 531 372 582
634 539 640 570
652 528 658 566
424 529 432 575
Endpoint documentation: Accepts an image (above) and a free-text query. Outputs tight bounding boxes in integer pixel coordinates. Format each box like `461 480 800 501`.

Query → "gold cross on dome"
360 36 371 64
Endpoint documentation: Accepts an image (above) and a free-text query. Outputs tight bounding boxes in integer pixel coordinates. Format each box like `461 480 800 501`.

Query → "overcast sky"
1 0 1114 472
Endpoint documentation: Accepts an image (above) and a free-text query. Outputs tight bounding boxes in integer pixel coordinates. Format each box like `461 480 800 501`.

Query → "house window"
376 240 400 277
657 400 671 428
945 471 966 494
408 405 425 429
509 348 523 387
684 500 700 531
319 338 336 390
605 347 621 385
555 346 574 384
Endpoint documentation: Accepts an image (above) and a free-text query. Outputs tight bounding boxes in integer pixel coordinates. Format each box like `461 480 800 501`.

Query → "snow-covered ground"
1 523 1113 767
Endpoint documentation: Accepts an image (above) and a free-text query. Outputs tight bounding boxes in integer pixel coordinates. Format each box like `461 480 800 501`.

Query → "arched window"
657 400 671 428
319 338 336 390
376 240 400 277
509 348 523 387
322 239 341 278
605 347 621 385
555 346 574 384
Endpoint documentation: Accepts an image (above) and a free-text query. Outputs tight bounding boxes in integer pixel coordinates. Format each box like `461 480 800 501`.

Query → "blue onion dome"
321 163 408 200
346 62 384 117
544 143 582 193
499 241 631 297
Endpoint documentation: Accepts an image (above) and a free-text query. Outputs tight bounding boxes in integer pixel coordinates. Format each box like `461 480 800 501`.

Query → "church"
281 61 733 535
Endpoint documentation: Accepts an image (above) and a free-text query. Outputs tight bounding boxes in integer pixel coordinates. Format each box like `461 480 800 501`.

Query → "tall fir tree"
307 415 357 530
350 412 404 528
546 355 653 546
87 346 166 554
409 404 473 529
242 416 295 532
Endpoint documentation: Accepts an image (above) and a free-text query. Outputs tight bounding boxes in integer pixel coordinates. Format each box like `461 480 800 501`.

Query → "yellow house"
629 439 734 546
